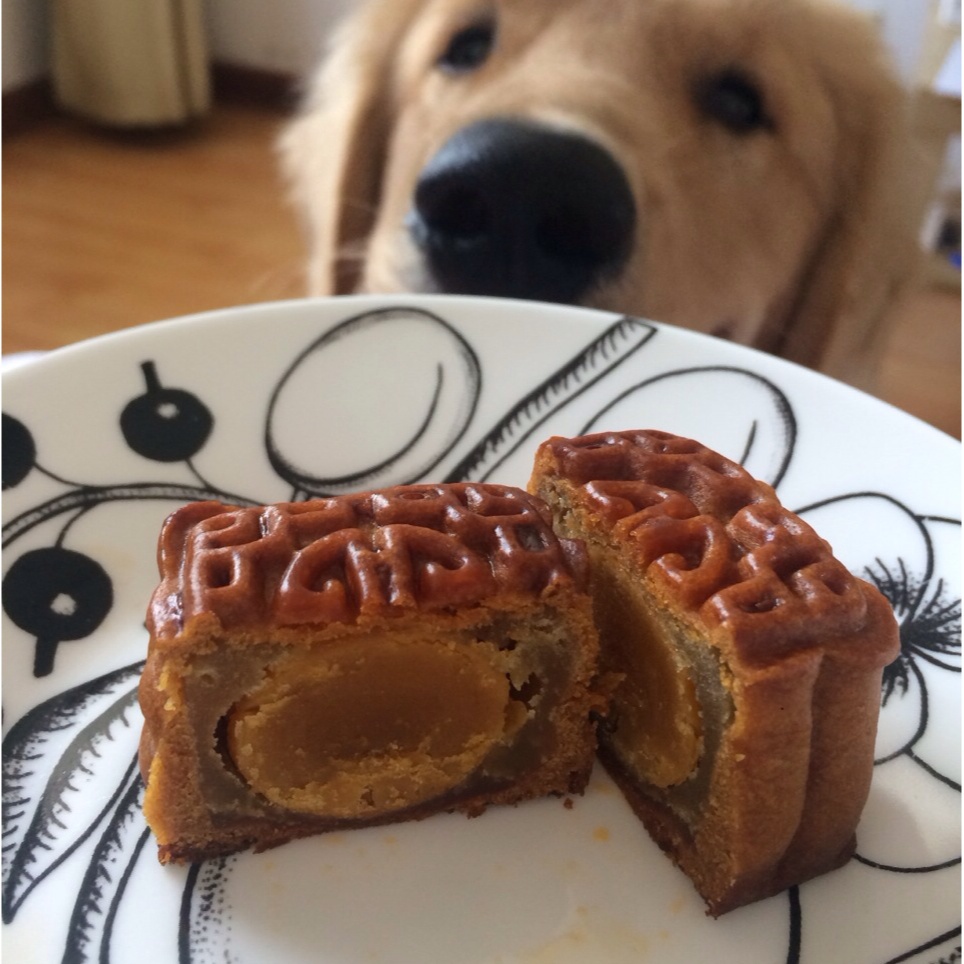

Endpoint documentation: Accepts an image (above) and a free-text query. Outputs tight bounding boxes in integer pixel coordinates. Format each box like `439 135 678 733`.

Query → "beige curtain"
51 0 210 126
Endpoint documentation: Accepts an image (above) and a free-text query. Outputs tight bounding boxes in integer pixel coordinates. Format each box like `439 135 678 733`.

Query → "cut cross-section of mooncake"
529 429 899 915
138 483 605 863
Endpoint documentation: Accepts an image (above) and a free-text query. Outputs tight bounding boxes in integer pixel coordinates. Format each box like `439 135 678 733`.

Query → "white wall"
2 0 49 90
205 0 356 78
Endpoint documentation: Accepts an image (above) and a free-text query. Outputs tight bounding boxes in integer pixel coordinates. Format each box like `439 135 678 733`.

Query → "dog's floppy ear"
279 0 420 295
776 38 918 389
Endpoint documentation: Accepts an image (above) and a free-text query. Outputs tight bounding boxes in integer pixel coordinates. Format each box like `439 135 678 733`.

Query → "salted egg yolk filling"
226 638 525 817
592 562 703 789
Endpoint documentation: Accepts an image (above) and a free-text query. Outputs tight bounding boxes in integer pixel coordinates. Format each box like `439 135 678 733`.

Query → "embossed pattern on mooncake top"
150 484 587 636
541 430 870 661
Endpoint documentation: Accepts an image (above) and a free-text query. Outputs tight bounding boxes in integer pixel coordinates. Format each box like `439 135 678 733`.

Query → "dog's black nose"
407 119 635 303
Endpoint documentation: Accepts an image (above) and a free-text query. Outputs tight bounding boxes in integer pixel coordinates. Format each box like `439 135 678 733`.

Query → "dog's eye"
696 69 774 135
437 21 495 73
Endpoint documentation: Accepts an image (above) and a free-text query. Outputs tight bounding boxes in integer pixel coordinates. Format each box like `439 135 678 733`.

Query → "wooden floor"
3 104 304 353
4 102 961 439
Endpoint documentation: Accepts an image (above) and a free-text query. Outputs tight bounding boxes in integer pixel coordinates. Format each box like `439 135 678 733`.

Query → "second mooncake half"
530 429 900 915
138 483 605 863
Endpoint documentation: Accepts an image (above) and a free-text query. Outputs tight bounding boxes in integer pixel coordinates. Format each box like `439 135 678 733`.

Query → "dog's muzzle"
406 118 635 304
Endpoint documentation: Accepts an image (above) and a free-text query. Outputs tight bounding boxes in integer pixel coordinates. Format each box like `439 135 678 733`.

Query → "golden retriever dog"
280 0 914 383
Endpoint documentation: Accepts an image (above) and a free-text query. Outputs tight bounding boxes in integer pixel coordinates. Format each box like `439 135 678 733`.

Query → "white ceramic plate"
3 295 960 964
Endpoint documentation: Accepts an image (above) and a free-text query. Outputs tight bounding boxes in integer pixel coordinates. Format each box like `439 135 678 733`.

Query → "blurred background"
3 0 960 437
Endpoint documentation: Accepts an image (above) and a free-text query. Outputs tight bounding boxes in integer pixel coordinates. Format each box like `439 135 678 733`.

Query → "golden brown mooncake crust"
138 483 604 863
529 429 900 915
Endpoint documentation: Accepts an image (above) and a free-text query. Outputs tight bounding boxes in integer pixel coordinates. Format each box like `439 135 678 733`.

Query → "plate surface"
3 295 960 964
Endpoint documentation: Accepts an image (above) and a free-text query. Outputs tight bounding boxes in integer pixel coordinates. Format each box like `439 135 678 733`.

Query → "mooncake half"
138 483 604 863
529 429 899 915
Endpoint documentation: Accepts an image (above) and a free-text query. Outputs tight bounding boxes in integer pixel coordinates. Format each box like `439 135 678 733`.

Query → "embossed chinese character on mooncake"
138 484 605 863
529 429 899 915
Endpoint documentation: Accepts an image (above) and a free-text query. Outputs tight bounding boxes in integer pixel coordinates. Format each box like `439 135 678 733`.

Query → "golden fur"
280 0 915 381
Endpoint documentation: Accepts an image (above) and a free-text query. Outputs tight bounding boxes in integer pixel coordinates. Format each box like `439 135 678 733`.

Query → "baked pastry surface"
139 484 603 863
529 429 899 915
